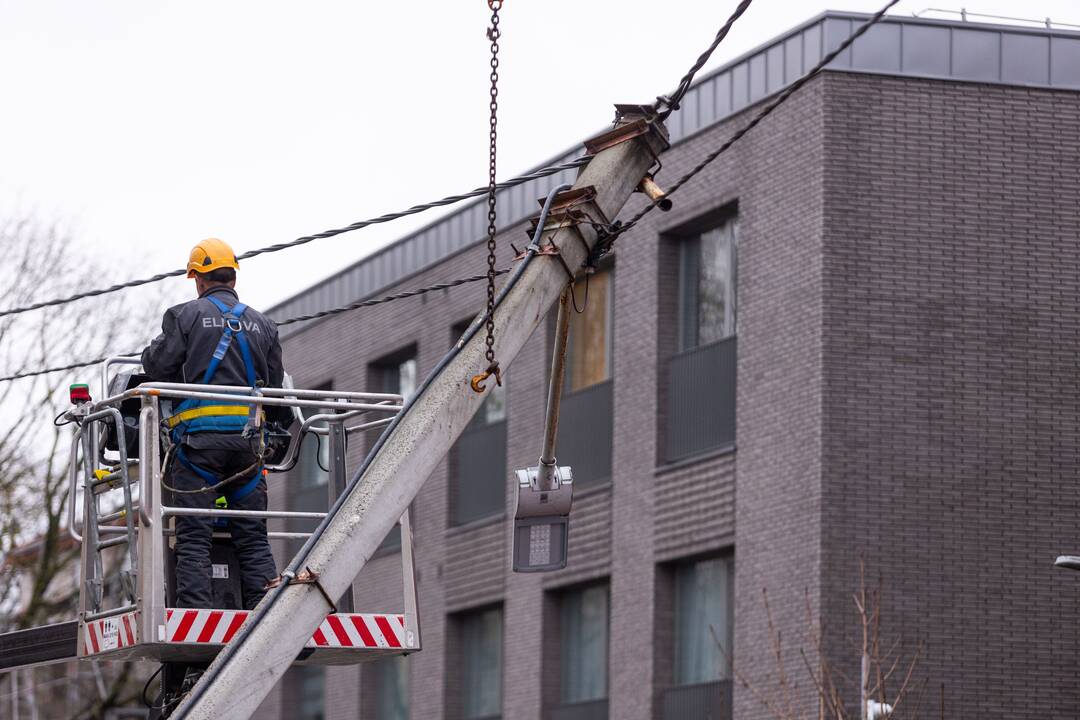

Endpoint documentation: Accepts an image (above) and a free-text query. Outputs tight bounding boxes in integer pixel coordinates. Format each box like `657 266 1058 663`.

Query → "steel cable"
608 0 902 249
0 269 510 383
0 158 589 320
655 0 755 119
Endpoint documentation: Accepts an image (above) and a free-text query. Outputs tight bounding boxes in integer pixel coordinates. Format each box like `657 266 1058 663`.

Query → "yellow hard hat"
187 238 239 278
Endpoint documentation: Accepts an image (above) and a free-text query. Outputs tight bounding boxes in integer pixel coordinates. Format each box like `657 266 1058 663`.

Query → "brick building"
256 11 1080 720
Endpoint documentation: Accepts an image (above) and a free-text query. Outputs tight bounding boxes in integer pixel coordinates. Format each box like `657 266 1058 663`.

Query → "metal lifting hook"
470 361 502 393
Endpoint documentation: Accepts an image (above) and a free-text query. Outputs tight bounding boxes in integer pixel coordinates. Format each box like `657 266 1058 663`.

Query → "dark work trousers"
168 433 277 610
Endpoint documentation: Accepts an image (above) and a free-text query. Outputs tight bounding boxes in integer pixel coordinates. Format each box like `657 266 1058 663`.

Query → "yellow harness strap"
165 404 251 429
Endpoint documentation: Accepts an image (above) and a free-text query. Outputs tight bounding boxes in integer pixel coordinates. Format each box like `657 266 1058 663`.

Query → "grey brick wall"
819 72 1080 718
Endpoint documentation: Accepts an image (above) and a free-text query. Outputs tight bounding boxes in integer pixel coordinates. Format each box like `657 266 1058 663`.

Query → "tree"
726 562 927 720
0 214 175 718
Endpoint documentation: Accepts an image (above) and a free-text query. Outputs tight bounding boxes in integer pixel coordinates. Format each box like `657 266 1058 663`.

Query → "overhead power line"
611 0 902 243
0 269 509 383
0 158 589 320
655 0 755 119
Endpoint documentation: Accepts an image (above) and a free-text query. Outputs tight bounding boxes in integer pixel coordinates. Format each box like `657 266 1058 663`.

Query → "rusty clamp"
264 566 337 613
516 187 609 283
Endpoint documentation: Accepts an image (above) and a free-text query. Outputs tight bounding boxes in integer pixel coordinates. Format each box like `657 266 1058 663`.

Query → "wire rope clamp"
512 463 573 573
525 186 609 243
265 567 338 613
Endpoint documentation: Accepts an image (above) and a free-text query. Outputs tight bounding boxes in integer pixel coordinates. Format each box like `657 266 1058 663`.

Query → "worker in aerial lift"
141 238 289 702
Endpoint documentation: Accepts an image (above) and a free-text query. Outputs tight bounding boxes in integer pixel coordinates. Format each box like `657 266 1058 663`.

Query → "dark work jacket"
141 286 291 426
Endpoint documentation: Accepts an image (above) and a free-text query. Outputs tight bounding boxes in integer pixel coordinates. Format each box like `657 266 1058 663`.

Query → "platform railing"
64 358 420 662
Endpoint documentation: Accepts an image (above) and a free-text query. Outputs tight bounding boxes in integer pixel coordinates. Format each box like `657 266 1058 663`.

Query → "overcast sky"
2 0 1077 314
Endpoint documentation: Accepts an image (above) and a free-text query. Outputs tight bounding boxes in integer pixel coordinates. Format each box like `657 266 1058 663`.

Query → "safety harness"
166 295 263 501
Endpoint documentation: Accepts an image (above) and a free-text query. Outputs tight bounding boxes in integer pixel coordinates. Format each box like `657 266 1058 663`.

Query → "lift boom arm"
176 112 669 719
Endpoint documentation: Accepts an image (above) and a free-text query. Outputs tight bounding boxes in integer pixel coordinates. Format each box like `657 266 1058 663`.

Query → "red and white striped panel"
310 613 408 649
84 611 138 656
164 609 410 649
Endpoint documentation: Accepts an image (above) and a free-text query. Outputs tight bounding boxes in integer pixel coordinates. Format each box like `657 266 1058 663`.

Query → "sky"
1 0 1078 314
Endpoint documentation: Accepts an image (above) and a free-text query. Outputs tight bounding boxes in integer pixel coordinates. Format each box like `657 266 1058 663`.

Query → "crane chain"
474 0 504 393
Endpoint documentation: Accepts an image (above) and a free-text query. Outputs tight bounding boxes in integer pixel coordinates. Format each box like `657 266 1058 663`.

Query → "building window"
556 269 615 488
567 268 613 392
290 666 325 720
371 347 418 551
559 584 609 705
374 655 409 720
665 216 738 463
459 606 503 719
451 322 508 526
678 218 737 351
673 556 734 686
378 354 417 401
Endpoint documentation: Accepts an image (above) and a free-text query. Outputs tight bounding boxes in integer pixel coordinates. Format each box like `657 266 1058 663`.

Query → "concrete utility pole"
175 109 668 719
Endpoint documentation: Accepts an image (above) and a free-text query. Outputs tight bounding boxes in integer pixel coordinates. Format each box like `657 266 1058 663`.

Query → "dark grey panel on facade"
902 24 951 76
661 681 732 720
730 62 749 114
271 12 1080 338
853 22 901 73
824 17 855 68
952 29 1000 81
784 34 803 82
749 52 767 103
1002 33 1050 85
452 421 508 526
766 43 785 94
803 22 823 74
714 72 732 118
1052 37 1080 88
556 380 613 488
549 699 608 720
665 337 736 463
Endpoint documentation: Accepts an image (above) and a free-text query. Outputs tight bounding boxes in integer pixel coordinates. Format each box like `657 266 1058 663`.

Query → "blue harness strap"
170 294 263 501
175 445 262 503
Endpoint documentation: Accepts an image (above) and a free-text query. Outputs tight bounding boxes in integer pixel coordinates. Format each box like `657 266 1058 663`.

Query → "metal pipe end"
639 175 672 211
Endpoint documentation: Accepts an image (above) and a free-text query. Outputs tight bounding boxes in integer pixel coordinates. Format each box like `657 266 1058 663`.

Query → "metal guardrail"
51 358 422 664
549 698 609 720
452 420 508 525
556 380 613 488
661 680 732 720
665 337 736 463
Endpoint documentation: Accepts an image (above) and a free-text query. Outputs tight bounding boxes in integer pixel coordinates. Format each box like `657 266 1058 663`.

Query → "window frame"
556 582 610 706
677 216 739 352
449 320 508 527
671 554 735 687
457 605 504 720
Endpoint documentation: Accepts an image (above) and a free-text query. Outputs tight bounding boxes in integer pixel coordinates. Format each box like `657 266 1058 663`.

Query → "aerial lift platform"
0 357 420 673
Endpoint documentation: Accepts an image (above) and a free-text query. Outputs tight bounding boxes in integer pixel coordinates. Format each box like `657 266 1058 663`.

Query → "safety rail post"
399 508 420 651
136 396 167 651
80 428 103 614
326 416 354 613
